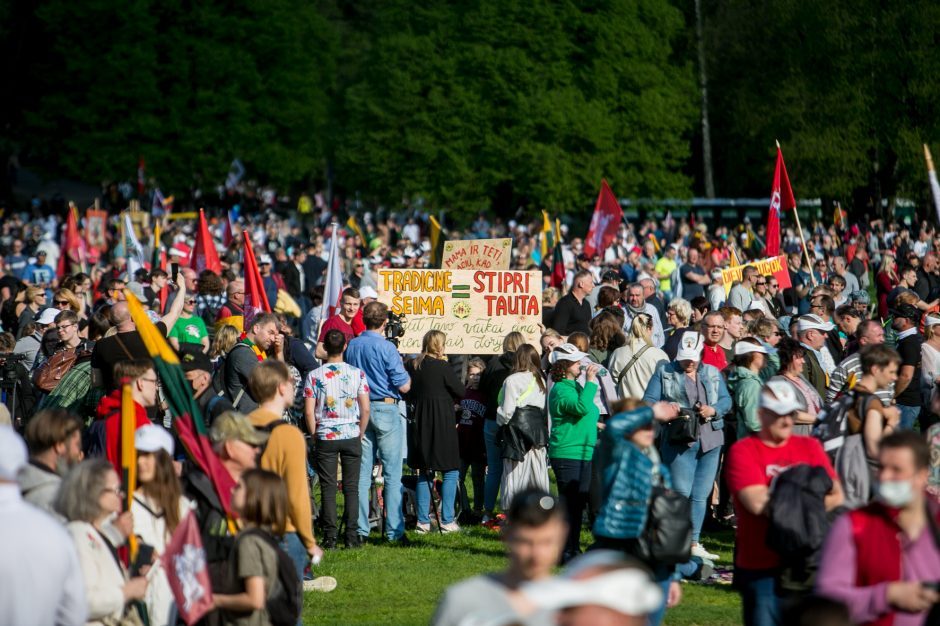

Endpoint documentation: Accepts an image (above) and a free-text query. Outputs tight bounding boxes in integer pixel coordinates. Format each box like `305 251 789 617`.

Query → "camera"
0 352 27 386
385 311 406 346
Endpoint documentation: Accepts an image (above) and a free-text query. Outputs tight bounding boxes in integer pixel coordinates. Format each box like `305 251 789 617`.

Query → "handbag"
100 604 146 626
668 409 700 444
33 347 92 392
636 485 692 565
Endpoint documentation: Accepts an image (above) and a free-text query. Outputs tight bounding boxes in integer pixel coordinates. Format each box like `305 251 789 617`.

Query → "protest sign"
441 238 512 270
378 269 542 354
721 255 792 295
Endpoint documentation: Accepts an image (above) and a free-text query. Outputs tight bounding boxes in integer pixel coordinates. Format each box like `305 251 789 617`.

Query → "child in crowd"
457 358 488 522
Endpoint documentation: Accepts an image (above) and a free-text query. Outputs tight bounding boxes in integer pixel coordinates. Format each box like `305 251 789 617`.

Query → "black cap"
890 303 922 322
577 253 591 262
178 344 213 373
601 269 621 283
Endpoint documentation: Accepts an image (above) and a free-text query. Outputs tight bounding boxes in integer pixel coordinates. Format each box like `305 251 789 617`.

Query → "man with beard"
18 410 84 514
621 283 665 348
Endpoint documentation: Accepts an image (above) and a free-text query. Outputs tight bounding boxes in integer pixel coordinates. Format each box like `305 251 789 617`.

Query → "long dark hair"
138 449 184 534
777 337 805 374
512 344 546 394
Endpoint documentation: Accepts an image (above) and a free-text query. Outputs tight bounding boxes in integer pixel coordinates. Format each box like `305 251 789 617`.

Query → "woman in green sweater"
547 343 601 563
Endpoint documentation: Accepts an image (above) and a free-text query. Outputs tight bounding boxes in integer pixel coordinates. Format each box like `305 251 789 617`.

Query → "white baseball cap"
0 426 27 481
760 377 808 415
134 424 175 455
797 314 835 333
35 307 62 326
676 331 705 362
925 314 940 328
734 340 768 356
258 254 273 265
358 286 378 300
549 343 588 365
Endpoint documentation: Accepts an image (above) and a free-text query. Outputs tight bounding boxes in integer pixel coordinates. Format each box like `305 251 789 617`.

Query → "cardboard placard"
378 269 542 354
441 238 512 270
721 255 792 295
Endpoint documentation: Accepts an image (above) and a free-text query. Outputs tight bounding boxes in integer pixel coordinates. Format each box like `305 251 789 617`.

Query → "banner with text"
378 269 542 354
441 238 512 270
721 255 792 295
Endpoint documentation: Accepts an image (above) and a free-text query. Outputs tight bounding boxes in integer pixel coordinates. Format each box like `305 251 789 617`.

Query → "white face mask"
876 480 914 508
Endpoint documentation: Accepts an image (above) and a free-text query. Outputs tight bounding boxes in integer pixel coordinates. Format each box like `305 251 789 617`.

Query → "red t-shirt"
351 308 366 336
726 434 837 570
701 343 727 371
318 314 356 343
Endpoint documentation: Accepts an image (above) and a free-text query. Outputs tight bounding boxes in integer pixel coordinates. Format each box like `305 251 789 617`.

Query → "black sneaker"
321 537 337 550
344 536 363 549
389 535 412 547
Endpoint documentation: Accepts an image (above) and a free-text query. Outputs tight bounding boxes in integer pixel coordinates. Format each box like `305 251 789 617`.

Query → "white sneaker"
303 576 338 593
440 522 461 534
691 543 719 561
415 522 431 534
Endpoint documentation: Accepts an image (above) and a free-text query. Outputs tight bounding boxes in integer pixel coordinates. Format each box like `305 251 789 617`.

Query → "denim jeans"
898 404 921 431
660 438 721 542
357 402 405 540
483 419 502 511
552 457 592 557
734 568 780 626
648 578 671 626
279 532 308 581
313 437 361 543
415 469 459 524
459 459 485 512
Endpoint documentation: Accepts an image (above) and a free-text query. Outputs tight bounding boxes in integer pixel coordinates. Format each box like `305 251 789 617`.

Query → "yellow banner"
720 255 790 295
166 212 198 220
441 238 512 270
378 269 542 354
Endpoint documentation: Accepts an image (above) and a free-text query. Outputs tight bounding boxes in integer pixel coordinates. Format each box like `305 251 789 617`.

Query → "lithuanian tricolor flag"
429 215 444 267
120 382 139 563
125 289 237 520
346 215 367 246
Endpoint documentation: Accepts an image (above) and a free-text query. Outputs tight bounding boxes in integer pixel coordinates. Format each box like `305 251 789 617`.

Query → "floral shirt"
303 362 370 440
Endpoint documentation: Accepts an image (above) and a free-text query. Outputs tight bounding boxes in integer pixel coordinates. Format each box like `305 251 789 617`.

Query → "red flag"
161 511 214 625
550 219 565 289
222 210 235 247
190 209 222 275
137 157 146 196
765 145 796 257
243 232 271 329
58 203 83 276
584 179 624 258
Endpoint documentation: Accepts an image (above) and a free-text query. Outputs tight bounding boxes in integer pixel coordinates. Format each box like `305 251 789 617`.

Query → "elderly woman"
55 458 148 626
747 317 783 381
663 298 692 360
643 331 732 562
775 338 822 434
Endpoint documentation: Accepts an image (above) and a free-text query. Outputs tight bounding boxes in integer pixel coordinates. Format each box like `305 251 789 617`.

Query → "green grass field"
301 525 742 625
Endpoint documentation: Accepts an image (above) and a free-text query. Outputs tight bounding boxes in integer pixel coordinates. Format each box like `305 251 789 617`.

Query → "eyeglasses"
53 300 69 306
57 323 75 331
755 281 767 286
101 486 124 497
185 299 197 304
140 377 159 385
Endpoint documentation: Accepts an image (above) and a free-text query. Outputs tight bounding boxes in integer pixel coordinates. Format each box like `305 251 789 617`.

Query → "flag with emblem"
765 144 796 257
162 511 214 625
124 213 146 277
58 202 84 276
550 218 565 289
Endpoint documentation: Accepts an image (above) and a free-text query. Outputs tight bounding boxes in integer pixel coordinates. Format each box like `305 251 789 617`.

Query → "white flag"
124 214 146 277
320 223 344 323
925 145 940 225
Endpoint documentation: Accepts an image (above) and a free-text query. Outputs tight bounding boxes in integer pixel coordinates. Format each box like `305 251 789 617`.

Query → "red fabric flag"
161 511 214 625
190 209 222 275
58 204 83 276
222 210 235 247
765 146 796 257
584 179 624 258
137 157 146 196
243 232 271 329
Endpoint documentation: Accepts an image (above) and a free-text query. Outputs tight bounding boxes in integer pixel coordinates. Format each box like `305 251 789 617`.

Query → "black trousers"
313 437 362 543
552 457 592 557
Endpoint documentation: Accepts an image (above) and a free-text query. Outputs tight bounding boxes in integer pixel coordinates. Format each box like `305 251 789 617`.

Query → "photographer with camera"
346 301 412 544
642 331 732 563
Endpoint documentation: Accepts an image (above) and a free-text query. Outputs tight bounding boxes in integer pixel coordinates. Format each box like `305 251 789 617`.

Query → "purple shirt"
816 510 940 626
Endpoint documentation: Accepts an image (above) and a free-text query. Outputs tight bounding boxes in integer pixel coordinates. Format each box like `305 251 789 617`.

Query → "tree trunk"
695 0 715 199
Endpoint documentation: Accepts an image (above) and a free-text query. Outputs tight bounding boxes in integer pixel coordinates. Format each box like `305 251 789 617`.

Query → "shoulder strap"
617 344 651 387
261 419 289 433
516 376 539 405
113 333 134 359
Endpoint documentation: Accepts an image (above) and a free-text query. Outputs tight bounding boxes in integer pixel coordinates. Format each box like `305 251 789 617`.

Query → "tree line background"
1 0 939 220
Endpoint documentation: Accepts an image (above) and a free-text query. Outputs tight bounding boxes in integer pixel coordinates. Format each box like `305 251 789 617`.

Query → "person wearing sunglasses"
167 293 209 354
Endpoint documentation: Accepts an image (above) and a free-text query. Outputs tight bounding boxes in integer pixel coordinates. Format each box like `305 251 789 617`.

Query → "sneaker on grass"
303 576 338 593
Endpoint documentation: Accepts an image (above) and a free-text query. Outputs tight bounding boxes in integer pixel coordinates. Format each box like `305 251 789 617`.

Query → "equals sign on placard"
452 285 471 299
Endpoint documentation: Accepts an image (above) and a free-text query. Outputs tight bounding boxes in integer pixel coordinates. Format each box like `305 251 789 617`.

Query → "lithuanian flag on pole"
124 289 237 518
120 382 139 563
429 215 444 267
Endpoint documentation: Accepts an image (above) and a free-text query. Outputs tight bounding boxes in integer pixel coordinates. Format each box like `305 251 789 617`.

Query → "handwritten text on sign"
441 238 512 270
378 269 542 354
720 255 792 295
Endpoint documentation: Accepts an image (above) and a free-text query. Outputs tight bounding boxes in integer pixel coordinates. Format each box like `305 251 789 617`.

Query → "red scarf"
849 503 902 626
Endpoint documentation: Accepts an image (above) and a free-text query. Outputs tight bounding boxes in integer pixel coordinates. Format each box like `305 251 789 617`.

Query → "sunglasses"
53 300 69 306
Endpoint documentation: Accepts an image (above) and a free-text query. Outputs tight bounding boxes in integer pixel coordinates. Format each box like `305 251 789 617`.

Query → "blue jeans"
898 404 921 431
415 469 459 524
357 402 405 540
734 568 780 626
483 419 502 511
648 578 671 626
279 532 308 581
661 438 721 542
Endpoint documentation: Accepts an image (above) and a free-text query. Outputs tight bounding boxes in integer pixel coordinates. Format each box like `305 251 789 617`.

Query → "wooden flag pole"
777 140 816 287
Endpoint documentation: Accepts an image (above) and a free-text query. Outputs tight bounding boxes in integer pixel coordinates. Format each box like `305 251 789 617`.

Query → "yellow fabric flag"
541 211 552 259
347 215 367 243
429 215 444 266
729 246 741 267
121 382 138 562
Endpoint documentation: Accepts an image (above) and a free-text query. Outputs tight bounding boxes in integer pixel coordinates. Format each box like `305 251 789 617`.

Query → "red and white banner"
584 179 623 259
161 511 214 625
321 223 344 320
765 145 796 257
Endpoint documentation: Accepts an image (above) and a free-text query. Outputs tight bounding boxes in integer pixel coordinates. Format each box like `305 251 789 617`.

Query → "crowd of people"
0 200 939 626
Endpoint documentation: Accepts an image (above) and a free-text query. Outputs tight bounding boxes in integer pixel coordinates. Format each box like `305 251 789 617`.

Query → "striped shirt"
826 352 894 405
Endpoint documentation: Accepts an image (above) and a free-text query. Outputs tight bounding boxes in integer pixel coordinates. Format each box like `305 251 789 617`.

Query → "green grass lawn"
301 524 742 625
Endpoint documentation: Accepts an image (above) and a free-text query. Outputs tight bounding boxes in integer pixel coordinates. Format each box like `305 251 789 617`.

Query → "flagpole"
777 140 816 287
318 222 339 337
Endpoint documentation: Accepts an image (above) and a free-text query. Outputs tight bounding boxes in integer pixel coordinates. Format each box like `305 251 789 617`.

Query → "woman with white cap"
132 425 191 626
547 343 602 563
642 331 732 562
727 339 769 439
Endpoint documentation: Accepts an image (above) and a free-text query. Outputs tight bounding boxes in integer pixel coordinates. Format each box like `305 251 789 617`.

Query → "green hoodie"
727 366 763 439
549 379 600 461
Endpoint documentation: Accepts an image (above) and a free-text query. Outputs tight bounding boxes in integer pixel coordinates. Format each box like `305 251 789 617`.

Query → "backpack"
221 343 254 409
813 389 876 456
84 419 108 459
233 528 301 626
636 485 692 566
32 346 92 392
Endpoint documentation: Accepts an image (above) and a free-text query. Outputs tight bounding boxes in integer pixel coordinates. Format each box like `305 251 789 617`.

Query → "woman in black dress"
406 330 465 533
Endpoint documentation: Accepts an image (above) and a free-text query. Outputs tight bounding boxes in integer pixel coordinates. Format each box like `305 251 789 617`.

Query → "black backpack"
234 528 302 626
636 485 692 566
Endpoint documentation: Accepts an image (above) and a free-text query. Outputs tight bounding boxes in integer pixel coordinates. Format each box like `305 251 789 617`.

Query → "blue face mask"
876 480 914 508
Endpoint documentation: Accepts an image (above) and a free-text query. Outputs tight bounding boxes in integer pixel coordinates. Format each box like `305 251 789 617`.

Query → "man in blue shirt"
22 251 57 299
4 239 28 280
345 301 411 544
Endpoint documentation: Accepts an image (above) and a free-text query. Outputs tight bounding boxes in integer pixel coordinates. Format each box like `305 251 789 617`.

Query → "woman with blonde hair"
16 286 46 338
210 324 240 363
405 330 465 532
608 313 669 399
52 288 85 318
875 253 897 318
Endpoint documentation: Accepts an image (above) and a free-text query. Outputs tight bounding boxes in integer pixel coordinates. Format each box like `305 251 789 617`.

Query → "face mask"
876 480 914 508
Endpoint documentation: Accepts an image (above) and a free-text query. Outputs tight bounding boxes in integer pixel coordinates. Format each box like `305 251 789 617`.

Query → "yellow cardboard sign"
441 238 512 270
378 269 542 354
